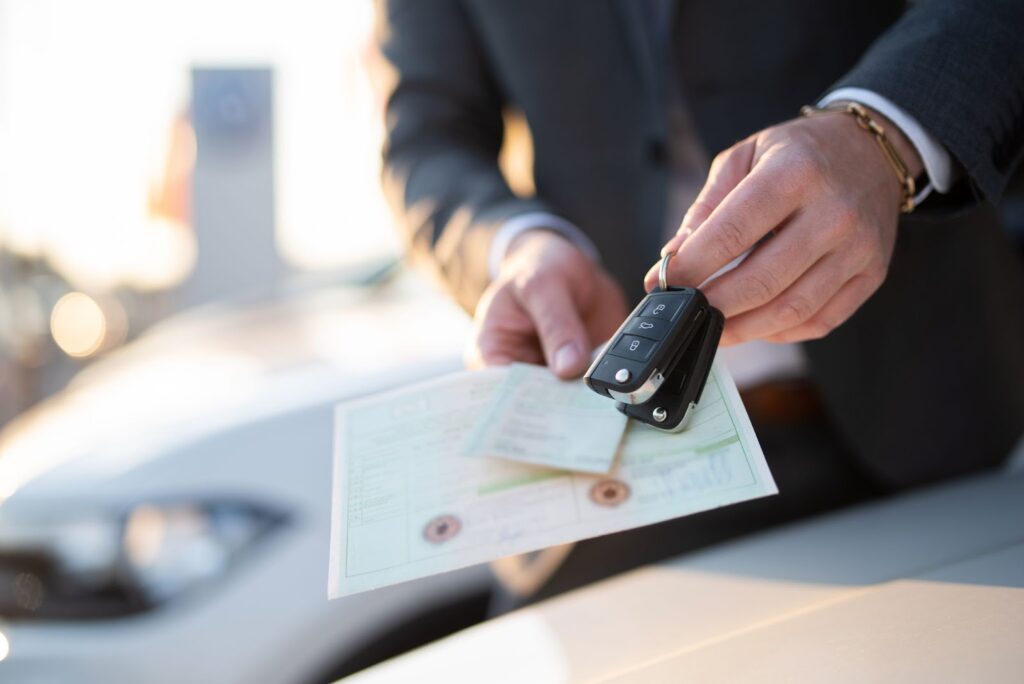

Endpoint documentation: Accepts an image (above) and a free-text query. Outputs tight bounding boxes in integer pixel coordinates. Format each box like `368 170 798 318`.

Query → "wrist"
801 101 922 212
501 228 575 272
862 105 924 179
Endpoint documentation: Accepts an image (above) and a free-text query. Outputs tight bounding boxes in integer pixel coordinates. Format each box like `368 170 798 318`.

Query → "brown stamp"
589 479 631 507
423 514 462 544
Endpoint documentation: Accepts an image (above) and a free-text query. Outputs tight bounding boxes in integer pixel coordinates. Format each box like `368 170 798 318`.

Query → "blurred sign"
183 68 283 307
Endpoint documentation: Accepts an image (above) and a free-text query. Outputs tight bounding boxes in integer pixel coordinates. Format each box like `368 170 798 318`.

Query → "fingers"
718 254 843 345
660 137 756 259
676 160 804 285
466 286 544 369
516 273 591 378
719 252 880 345
466 332 544 369
762 273 882 344
646 145 804 293
645 142 754 292
699 211 829 318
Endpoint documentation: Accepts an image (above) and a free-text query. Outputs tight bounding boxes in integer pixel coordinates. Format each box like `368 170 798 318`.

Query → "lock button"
610 335 656 361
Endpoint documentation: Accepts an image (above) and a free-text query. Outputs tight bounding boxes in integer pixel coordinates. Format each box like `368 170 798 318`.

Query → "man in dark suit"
373 0 1024 600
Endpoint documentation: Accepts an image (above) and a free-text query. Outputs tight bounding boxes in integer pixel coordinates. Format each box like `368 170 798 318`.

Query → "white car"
0 270 495 684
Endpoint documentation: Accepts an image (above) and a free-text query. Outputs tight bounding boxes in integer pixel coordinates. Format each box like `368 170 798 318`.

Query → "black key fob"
584 254 723 431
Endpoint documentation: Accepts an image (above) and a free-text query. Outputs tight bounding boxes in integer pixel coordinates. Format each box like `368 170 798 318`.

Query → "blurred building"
0 0 400 428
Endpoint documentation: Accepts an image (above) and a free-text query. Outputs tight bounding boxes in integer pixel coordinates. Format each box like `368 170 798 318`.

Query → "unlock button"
611 335 656 361
641 294 687 320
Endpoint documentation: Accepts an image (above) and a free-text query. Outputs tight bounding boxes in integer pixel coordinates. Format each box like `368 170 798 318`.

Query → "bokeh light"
50 292 113 358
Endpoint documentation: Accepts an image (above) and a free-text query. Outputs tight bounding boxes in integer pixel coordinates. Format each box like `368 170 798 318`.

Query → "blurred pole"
181 68 284 307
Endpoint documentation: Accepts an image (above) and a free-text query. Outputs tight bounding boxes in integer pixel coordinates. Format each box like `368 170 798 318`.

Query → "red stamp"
423 514 462 543
589 479 630 507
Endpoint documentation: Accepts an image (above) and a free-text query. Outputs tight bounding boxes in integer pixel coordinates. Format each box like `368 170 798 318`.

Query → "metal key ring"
658 250 675 292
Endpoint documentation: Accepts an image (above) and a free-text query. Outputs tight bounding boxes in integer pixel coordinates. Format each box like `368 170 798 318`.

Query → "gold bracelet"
800 102 917 213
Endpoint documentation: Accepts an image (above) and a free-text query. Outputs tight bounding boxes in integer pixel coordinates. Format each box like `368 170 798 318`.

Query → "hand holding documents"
329 361 774 598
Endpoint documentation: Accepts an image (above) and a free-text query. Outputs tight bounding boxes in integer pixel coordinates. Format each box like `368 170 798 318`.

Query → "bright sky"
0 0 398 291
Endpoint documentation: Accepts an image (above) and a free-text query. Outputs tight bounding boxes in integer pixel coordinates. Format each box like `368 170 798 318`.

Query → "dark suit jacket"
375 0 1024 487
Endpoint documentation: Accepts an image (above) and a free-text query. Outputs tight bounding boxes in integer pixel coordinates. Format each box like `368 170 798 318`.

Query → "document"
329 361 775 598
461 363 628 473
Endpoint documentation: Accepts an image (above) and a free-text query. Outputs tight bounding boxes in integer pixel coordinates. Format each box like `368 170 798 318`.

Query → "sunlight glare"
0 0 398 290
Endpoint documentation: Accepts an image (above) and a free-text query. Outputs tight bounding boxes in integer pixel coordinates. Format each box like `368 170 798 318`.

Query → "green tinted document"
461 363 628 473
329 361 775 598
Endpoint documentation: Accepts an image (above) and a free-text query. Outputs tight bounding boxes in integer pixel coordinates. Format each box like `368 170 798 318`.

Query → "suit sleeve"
374 0 555 312
830 0 1024 210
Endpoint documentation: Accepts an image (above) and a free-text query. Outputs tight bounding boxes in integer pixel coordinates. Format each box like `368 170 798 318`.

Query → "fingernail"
553 342 582 376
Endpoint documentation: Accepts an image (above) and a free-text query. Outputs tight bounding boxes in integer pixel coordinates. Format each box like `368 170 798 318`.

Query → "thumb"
517 276 590 378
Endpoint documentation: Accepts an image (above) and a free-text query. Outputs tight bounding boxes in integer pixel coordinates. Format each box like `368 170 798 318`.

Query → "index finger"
652 156 802 291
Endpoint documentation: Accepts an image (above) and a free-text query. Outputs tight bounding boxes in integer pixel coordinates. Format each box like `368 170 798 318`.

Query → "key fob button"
624 316 669 340
640 294 687 320
610 335 656 361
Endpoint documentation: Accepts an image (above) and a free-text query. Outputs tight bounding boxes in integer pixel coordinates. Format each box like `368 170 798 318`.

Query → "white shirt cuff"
820 87 953 204
488 212 601 280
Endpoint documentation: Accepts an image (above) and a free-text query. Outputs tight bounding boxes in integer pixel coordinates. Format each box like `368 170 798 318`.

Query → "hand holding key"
644 108 922 345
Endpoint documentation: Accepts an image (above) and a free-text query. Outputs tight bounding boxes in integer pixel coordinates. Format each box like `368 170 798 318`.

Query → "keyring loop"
658 251 675 292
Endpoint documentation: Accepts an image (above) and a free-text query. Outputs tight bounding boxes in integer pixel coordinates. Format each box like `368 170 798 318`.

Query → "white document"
329 361 775 598
461 363 628 473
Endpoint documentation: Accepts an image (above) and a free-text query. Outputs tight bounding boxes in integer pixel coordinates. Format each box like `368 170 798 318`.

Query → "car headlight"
0 500 286 620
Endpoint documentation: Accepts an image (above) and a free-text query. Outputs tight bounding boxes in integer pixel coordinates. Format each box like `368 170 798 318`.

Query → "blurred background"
0 2 498 682
0 0 399 425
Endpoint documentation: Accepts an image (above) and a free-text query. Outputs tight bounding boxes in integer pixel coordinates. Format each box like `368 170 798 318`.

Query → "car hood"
0 273 471 506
